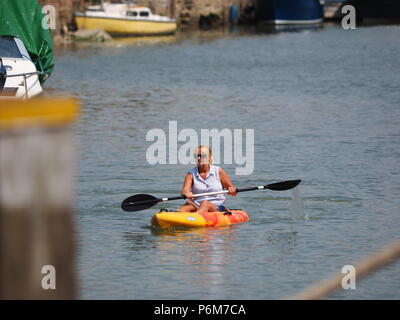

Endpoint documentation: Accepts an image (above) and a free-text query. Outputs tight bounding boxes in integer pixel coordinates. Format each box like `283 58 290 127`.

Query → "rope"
286 239 400 300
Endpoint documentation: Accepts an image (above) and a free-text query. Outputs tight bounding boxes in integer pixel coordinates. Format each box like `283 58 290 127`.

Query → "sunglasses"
195 153 209 159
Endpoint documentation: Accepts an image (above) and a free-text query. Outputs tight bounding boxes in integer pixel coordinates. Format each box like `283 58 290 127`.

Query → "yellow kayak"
151 209 249 229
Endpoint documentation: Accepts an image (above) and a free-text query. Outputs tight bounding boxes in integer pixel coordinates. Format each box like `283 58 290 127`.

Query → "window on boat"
0 37 22 58
127 11 138 17
139 11 149 17
86 7 103 12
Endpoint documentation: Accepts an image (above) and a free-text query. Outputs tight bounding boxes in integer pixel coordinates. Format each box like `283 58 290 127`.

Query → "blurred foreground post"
0 98 79 299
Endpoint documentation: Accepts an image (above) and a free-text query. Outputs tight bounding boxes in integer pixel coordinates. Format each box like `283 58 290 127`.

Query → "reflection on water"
123 230 156 251
55 34 179 52
151 226 240 290
106 35 179 48
54 24 325 54
264 230 298 254
270 23 324 34
150 226 239 268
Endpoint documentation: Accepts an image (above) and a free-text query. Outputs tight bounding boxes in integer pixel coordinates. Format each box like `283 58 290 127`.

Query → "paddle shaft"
121 180 301 211
175 186 265 199
165 184 291 200
129 182 297 205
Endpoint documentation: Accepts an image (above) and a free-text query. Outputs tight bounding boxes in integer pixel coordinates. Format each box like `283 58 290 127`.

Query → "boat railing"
2 71 43 99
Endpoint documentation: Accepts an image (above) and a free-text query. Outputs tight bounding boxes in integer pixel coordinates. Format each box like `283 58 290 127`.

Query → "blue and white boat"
255 0 324 25
0 0 54 99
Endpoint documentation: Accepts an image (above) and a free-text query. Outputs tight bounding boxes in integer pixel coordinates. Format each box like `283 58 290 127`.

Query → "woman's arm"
181 173 194 199
219 168 237 196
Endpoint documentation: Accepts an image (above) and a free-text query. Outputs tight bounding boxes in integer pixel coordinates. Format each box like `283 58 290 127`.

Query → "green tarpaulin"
0 0 54 84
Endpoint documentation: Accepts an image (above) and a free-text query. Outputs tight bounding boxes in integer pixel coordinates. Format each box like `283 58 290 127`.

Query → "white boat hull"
0 37 42 99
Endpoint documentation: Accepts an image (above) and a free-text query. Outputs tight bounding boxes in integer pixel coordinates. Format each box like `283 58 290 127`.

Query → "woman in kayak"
178 145 237 213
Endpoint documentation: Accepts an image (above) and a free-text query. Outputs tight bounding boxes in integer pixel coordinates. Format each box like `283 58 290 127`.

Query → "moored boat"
0 0 54 99
0 37 43 99
254 0 324 25
151 209 249 229
75 1 177 36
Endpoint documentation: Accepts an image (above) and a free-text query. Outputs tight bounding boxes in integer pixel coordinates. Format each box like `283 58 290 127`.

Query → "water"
290 187 308 220
48 24 400 299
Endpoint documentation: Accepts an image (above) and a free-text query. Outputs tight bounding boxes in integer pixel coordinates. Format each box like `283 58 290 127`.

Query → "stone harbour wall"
134 0 251 27
37 0 254 34
37 0 85 34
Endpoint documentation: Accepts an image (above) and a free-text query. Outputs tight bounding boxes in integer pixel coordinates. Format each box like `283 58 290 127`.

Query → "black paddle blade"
121 194 160 212
265 179 302 191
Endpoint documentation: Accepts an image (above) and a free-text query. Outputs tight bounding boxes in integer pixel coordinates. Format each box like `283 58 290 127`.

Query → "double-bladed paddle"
121 179 301 212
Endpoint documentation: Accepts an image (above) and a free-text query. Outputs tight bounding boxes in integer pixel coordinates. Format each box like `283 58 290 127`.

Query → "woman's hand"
228 186 237 196
184 191 194 200
219 168 237 196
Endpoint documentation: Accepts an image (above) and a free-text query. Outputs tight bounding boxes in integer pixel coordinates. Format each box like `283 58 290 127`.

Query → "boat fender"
229 4 238 24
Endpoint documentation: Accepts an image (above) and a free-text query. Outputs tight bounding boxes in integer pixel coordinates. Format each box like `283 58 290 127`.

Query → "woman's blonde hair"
194 145 213 164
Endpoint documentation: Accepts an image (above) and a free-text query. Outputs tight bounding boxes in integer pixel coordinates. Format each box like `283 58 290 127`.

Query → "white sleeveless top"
188 165 225 206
